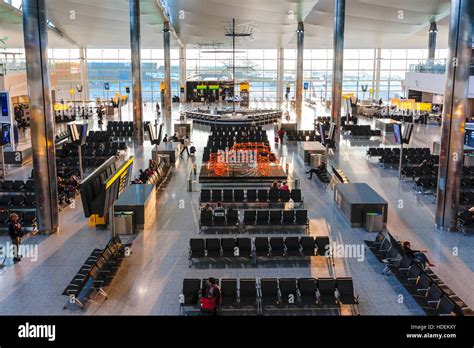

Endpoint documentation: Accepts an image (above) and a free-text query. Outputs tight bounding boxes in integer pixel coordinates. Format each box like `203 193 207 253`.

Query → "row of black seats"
62 237 131 309
401 165 438 180
200 188 302 205
210 125 264 133
180 277 358 316
414 176 437 194
375 115 414 123
55 131 70 144
0 180 35 192
0 211 37 230
83 142 127 151
0 195 36 209
284 130 320 142
457 209 474 235
368 147 431 158
189 236 331 266
366 231 471 316
199 209 309 233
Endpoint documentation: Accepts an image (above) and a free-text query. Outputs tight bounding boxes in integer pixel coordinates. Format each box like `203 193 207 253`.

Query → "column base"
435 224 458 232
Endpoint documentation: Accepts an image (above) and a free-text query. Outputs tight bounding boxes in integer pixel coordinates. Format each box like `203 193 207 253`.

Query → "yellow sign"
160 82 166 92
342 93 354 99
69 89 75 95
416 102 432 111
240 82 250 92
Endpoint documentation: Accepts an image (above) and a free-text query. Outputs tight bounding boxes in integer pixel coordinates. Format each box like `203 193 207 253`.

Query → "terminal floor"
0 104 472 315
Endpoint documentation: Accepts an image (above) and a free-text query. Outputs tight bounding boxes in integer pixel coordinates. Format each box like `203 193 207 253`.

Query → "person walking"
9 213 23 262
180 135 191 157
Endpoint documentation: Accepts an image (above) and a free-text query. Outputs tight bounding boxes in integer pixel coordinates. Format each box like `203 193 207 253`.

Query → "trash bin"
364 212 384 232
114 211 134 235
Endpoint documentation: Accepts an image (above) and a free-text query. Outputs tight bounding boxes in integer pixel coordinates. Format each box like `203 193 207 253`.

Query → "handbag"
200 296 216 312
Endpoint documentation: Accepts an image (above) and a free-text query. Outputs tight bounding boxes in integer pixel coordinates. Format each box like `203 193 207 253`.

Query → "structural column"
129 0 143 145
331 0 345 147
163 22 172 118
374 48 382 100
22 0 59 234
179 45 186 103
277 48 285 105
428 21 438 61
79 48 88 105
295 22 304 119
435 0 473 230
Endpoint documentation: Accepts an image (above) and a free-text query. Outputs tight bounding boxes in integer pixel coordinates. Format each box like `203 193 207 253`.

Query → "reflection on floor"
0 102 472 316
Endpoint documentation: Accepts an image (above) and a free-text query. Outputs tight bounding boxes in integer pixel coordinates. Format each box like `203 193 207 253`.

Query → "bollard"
294 178 300 189
285 163 289 174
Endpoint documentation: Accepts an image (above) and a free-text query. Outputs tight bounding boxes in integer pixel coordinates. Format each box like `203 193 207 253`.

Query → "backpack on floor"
190 146 196 154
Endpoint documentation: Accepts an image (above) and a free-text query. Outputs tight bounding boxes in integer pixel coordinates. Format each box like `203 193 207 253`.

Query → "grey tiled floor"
0 103 472 316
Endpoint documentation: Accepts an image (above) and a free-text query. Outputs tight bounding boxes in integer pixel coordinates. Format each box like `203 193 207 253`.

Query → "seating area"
62 237 132 309
367 147 436 167
106 121 134 138
180 277 358 316
132 158 172 191
199 209 309 233
200 188 303 207
186 110 282 126
343 125 381 137
0 210 37 232
284 130 320 142
189 236 331 266
365 231 472 316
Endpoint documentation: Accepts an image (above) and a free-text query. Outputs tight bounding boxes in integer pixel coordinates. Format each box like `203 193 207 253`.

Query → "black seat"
236 238 252 258
315 236 330 256
268 188 280 203
269 237 285 256
298 278 317 305
181 279 201 306
284 237 301 256
256 210 269 225
269 210 282 225
317 278 337 305
282 210 295 224
200 210 213 228
247 189 257 202
336 277 358 305
221 238 236 257
200 189 211 203
258 189 268 202
295 210 308 226
220 279 238 307
234 189 244 203
226 209 239 225
291 189 302 203
211 189 222 202
279 278 298 305
189 239 205 258
206 238 221 257
239 279 258 307
244 210 256 225
260 278 279 306
223 189 233 202
300 237 315 256
254 237 269 257
0 196 12 208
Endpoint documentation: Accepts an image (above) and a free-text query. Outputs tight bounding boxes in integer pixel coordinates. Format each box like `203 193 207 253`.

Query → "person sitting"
306 161 326 179
139 169 148 182
200 277 221 315
280 181 289 191
172 133 179 142
402 241 435 268
269 181 280 202
163 134 169 144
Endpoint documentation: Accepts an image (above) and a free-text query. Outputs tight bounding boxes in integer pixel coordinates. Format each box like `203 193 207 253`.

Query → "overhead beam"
0 0 80 47
154 0 183 48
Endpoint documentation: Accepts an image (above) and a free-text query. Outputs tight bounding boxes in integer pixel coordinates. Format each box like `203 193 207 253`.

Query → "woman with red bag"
200 278 221 315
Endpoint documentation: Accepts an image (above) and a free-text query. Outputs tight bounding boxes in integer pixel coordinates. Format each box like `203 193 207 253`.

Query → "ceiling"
0 0 452 50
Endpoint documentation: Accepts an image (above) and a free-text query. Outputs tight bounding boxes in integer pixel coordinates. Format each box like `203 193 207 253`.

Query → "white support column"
277 48 285 105
179 45 186 103
374 48 382 100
